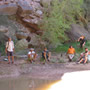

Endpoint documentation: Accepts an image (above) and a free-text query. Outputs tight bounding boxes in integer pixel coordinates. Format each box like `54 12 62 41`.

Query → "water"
1 71 90 90
0 76 57 90
48 70 90 90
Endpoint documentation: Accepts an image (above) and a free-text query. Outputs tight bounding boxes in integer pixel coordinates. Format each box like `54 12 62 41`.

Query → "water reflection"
0 76 56 90
1 71 90 90
48 70 90 90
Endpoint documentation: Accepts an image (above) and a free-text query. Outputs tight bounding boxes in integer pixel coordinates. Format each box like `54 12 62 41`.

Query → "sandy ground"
0 55 90 80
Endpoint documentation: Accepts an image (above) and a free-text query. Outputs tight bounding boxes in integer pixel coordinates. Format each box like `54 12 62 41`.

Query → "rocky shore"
0 55 90 80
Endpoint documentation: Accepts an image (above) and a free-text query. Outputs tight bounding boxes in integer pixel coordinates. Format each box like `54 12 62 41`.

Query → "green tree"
40 0 83 47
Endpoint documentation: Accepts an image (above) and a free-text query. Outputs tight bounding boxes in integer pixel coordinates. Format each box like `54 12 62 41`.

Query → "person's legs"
42 52 50 62
28 55 32 63
7 51 10 64
10 52 14 63
71 54 74 59
77 53 83 62
68 54 72 62
80 43 82 48
79 58 83 63
43 52 47 62
42 53 45 59
8 56 10 64
33 54 37 61
47 52 51 61
12 56 14 63
80 43 84 49
41 53 46 63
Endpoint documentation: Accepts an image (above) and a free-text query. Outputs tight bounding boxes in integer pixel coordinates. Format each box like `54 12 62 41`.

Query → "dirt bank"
0 56 90 80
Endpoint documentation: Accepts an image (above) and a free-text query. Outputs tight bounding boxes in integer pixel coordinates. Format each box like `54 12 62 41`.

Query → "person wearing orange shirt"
67 46 76 62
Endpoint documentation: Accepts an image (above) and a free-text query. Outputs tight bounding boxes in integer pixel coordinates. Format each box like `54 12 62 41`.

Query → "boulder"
0 16 18 40
15 31 29 40
35 10 43 17
15 39 29 51
23 16 39 24
17 0 33 16
33 0 40 2
16 0 43 35
0 3 18 15
28 33 39 46
27 33 46 48
30 1 42 10
40 0 52 7
0 26 9 43
66 24 90 41
10 0 18 3
0 32 8 43
22 15 42 34
0 25 8 33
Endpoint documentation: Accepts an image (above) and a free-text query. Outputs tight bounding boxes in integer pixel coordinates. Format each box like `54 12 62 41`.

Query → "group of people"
5 37 51 64
67 46 90 64
5 36 90 64
67 36 90 64
27 47 51 63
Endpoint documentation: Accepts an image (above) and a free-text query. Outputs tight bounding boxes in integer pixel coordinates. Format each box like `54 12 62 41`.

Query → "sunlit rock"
0 3 18 15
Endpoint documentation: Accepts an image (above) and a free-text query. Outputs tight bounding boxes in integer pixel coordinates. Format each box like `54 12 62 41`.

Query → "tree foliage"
40 0 83 46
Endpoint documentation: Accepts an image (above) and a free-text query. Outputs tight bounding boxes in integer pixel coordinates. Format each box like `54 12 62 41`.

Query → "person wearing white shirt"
5 37 14 64
28 48 37 63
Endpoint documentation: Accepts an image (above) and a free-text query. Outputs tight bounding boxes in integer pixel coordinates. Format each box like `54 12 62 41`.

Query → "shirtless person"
78 48 89 64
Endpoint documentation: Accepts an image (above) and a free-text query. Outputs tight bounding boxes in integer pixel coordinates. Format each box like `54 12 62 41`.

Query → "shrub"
39 0 83 47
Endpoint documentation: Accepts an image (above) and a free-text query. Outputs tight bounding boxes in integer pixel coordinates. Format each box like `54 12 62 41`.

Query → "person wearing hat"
28 48 37 63
5 37 14 64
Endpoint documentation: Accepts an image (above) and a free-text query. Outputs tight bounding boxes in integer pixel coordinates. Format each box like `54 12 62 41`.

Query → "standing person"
28 48 37 63
78 35 86 48
42 48 51 62
67 46 76 62
5 37 14 64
